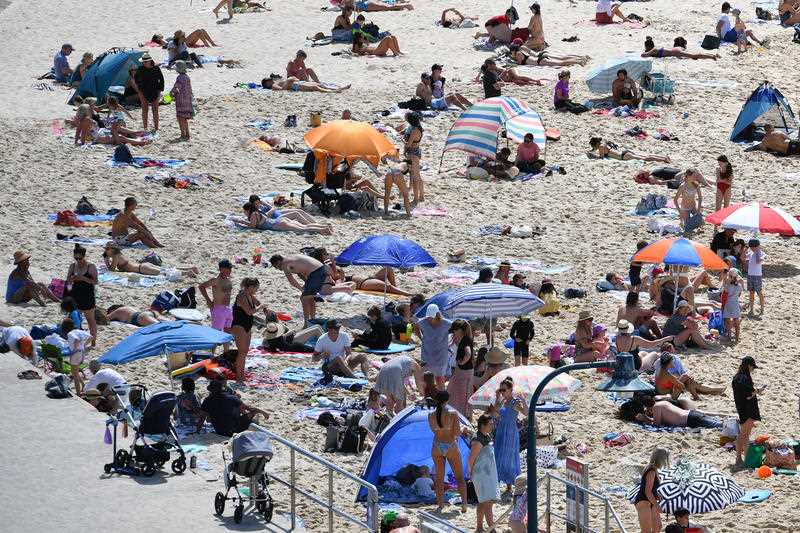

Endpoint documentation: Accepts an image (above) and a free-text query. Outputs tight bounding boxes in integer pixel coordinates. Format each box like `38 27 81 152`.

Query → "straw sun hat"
263 322 287 340
486 347 508 365
13 250 30 265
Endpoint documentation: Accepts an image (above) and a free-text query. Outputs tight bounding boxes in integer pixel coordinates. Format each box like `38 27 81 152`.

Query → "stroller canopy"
98 321 233 365
356 405 471 503
71 49 143 103
730 82 798 141
232 431 274 464
139 391 177 435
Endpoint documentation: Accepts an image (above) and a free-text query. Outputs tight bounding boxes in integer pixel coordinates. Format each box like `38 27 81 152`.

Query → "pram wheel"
257 492 274 523
214 492 226 516
171 457 187 474
233 504 244 524
103 464 112 474
142 463 157 477
115 450 131 467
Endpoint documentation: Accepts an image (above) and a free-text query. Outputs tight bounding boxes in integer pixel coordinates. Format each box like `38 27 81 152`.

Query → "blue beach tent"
357 405 471 502
98 321 233 365
730 82 797 141
71 49 143 103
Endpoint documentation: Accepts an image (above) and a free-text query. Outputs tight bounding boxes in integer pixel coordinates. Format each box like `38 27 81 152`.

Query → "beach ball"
757 465 773 479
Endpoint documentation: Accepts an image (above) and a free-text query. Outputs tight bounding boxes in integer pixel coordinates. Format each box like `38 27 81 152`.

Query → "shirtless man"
199 259 234 346
617 291 661 339
635 398 722 429
260 76 350 93
269 253 330 325
111 197 164 248
757 124 800 155
106 304 163 326
611 69 641 107
286 50 319 83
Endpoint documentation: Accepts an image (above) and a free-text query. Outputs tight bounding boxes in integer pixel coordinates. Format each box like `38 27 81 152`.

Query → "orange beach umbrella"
303 120 399 166
631 237 726 270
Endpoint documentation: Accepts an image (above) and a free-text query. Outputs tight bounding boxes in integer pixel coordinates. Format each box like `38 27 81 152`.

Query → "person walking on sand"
134 53 164 131
199 259 234 347
269 253 330 326
170 61 194 141
732 356 764 471
213 0 234 19
744 238 766 316
633 447 670 533
111 197 164 248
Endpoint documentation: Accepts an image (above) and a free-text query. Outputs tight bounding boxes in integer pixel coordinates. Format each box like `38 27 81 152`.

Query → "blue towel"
247 119 273 131
280 367 368 389
47 213 114 222
354 342 414 355
106 157 189 169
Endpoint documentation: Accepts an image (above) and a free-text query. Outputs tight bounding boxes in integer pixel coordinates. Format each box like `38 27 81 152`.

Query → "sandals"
17 370 41 380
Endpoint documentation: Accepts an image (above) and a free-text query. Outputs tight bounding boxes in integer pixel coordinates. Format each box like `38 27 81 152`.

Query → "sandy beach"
1 0 800 531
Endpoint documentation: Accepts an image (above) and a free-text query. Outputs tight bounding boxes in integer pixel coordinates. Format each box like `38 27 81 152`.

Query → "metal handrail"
250 424 379 532
541 472 627 533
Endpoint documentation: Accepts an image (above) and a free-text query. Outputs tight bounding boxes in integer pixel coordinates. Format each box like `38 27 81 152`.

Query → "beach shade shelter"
303 120 398 166
70 49 143 103
632 237 726 270
627 459 745 514
356 405 471 503
705 202 800 236
414 289 461 320
336 234 436 269
469 365 581 408
586 56 652 94
730 82 798 142
441 96 546 164
98 321 233 365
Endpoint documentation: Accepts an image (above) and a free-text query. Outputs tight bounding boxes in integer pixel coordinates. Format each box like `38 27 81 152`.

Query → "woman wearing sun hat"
573 310 600 362
134 52 164 131
170 60 194 141
613 319 674 370
6 250 60 306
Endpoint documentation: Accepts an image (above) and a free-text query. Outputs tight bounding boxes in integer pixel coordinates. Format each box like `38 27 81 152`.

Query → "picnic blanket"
106 157 189 169
280 366 368 390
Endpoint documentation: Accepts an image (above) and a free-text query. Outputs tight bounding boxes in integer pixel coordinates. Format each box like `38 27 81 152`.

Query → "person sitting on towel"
515 133 546 173
314 319 371 379
351 306 392 350
195 379 269 437
611 69 642 107
756 124 800 156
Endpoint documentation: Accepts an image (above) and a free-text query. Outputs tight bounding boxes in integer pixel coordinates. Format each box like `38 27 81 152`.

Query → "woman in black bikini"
589 137 671 163
103 243 199 277
633 447 669 533
403 112 424 205
230 277 271 383
508 38 589 67
641 36 719 60
66 244 98 347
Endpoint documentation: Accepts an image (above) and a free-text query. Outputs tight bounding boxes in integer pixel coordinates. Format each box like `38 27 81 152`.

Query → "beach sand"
0 0 799 531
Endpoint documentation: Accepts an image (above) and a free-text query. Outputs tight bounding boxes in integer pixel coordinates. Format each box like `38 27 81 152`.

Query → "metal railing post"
290 448 296 530
604 499 610 533
328 468 334 532
546 474 551 533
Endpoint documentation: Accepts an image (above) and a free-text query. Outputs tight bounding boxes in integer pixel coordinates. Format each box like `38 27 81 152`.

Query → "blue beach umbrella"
336 234 436 269
586 56 652 94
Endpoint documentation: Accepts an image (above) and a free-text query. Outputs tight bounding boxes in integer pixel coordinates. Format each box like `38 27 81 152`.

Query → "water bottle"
252 247 263 265
406 322 413 340
148 207 156 220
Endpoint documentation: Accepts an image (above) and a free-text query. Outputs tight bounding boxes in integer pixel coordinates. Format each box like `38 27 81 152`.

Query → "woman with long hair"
403 112 424 205
490 377 527 496
447 320 474 419
229 278 270 382
65 244 98 347
633 447 670 533
467 414 499 531
732 356 764 470
427 391 468 513
715 155 734 211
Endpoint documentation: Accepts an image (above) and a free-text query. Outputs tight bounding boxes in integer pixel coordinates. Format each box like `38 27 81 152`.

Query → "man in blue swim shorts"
270 253 333 326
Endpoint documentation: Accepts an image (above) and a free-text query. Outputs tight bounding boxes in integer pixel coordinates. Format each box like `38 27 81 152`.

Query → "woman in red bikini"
715 155 734 211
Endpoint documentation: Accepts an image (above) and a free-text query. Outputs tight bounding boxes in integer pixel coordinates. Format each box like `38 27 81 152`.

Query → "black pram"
214 430 275 524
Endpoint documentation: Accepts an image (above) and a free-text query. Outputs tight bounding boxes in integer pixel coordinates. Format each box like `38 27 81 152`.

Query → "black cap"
326 319 341 330
748 238 760 247
431 64 443 71
741 356 759 369
218 259 233 270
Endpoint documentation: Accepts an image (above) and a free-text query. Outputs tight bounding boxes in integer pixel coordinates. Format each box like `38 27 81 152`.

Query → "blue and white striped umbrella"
440 284 544 319
586 56 652 94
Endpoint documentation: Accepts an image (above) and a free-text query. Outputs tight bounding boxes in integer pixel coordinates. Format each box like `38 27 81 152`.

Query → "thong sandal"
17 370 41 380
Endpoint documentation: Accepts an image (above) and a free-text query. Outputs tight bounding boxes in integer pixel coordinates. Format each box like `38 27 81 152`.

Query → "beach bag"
75 196 97 215
362 22 380 38
701 34 720 50
397 97 427 111
338 193 359 215
175 287 197 309
744 443 766 469
564 288 585 299
49 278 66 299
707 310 725 335
337 413 367 453
113 144 133 164
685 211 704 232
538 292 561 316
765 445 797 468
55 210 84 227
301 185 338 216
30 324 59 340
721 417 739 438
151 291 179 312
45 374 72 399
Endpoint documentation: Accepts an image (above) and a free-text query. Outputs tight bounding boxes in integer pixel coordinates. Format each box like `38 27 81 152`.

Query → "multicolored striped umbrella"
631 237 726 269
442 97 545 161
469 365 581 408
440 284 544 319
705 202 800 236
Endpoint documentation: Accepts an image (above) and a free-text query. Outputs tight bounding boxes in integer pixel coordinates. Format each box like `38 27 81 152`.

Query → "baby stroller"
103 386 187 477
214 431 275 524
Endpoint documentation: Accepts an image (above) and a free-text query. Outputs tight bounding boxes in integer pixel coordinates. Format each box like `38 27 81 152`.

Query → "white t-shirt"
747 250 765 277
1 326 29 351
314 332 352 363
85 368 128 392
718 13 732 35
43 333 69 352
596 0 615 15
68 329 93 354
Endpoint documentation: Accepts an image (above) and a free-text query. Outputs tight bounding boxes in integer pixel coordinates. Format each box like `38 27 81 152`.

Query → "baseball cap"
431 63 444 71
748 238 760 248
62 43 74 50
741 356 759 369
676 300 691 309
425 303 441 318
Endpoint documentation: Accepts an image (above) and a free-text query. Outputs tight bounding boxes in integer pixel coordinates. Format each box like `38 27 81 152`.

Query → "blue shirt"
53 51 70 82
5 272 24 302
68 310 83 330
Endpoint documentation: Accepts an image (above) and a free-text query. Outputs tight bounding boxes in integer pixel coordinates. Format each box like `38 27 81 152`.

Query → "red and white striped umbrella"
705 202 800 236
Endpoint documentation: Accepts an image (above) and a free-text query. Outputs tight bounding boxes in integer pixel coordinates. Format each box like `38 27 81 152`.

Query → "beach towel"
48 213 114 222
276 163 304 171
514 171 545 182
473 37 505 51
98 272 167 288
54 235 147 249
247 119 273 131
575 19 649 29
279 367 368 389
353 342 414 355
412 207 448 217
106 157 189 169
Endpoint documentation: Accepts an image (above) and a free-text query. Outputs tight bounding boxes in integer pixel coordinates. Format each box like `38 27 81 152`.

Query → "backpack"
75 196 98 215
175 286 197 309
45 374 72 399
337 413 367 453
700 34 720 50
151 291 179 312
564 288 586 299
301 185 339 216
301 151 317 184
338 191 375 215
113 144 133 164
373 412 391 436
397 97 427 111
362 22 380 38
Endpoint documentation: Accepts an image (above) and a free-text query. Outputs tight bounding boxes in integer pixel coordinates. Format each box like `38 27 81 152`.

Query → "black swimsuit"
232 295 255 332
69 264 96 311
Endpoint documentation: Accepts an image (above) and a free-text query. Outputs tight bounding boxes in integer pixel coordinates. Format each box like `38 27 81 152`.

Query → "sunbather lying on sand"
148 29 218 48
756 124 800 155
642 36 719 60
261 75 350 92
106 304 164 326
509 39 589 67
441 8 478 28
473 59 545 86
331 266 413 296
620 395 723 429
589 137 670 163
353 33 403 56
102 243 199 277
74 104 151 146
235 201 334 234
345 0 414 12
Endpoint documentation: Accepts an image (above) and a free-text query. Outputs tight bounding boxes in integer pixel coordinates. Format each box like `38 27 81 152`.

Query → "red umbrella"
705 202 800 236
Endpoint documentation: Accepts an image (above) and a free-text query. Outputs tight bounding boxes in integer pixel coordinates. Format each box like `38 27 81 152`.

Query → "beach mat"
576 18 649 29
279 366 368 390
353 342 414 355
106 157 189 169
48 213 114 222
739 489 772 503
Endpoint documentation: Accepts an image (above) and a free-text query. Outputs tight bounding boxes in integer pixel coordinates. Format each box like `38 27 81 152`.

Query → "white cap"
425 303 441 319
